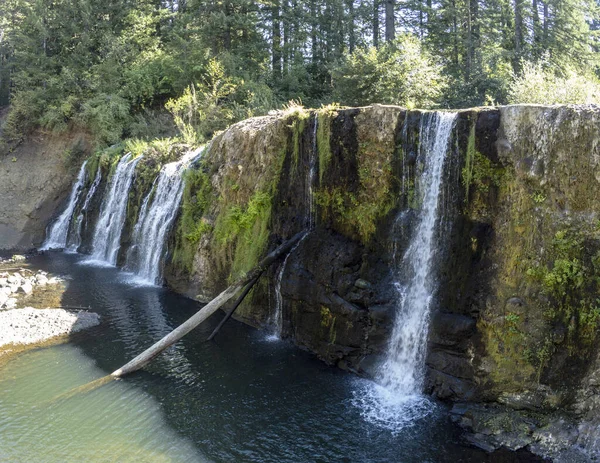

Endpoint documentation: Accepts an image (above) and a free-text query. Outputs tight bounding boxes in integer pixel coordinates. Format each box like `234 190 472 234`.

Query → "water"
40 161 88 251
357 112 457 430
89 154 141 265
69 165 102 252
0 252 534 463
271 233 307 337
126 149 203 285
271 116 318 337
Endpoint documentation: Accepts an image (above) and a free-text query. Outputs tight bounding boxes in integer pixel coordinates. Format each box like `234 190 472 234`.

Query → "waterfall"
69 166 102 252
356 111 457 430
40 161 88 251
126 148 203 285
89 154 141 265
270 116 318 338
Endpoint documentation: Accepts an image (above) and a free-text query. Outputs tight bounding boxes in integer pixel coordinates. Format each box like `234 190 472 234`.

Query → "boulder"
17 281 33 295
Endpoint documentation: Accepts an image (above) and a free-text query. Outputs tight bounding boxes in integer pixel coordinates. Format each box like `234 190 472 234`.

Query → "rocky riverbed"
0 307 100 347
0 264 61 310
0 255 100 361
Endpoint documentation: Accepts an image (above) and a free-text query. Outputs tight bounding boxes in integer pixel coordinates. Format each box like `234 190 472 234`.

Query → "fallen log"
207 269 264 341
111 232 306 378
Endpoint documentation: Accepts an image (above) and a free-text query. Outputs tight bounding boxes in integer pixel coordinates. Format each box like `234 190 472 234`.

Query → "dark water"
1 252 542 463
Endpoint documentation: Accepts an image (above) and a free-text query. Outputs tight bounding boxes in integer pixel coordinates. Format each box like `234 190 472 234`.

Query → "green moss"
315 137 395 244
478 317 536 390
462 121 476 200
462 117 505 212
213 190 273 278
171 166 214 275
526 228 600 352
287 110 310 177
316 105 337 183
85 153 101 183
320 306 333 327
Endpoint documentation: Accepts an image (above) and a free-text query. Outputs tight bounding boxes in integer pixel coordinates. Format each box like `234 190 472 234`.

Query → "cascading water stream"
40 161 88 251
126 148 204 285
270 116 319 337
89 154 141 265
69 166 102 252
356 111 457 430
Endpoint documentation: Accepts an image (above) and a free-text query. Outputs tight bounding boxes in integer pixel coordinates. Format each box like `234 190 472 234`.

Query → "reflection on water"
0 252 535 463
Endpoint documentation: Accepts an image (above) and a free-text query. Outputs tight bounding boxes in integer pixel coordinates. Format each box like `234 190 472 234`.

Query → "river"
0 252 541 463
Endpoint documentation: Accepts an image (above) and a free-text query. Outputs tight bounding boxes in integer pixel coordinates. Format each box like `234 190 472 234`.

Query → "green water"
0 344 207 463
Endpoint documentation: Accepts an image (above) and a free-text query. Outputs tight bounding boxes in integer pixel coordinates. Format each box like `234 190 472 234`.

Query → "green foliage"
462 122 477 200
508 60 600 105
331 35 447 108
505 313 521 334
81 94 131 148
165 59 237 145
532 191 547 204
462 123 505 208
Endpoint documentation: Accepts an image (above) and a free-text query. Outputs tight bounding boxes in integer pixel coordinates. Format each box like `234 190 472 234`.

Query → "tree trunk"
373 0 379 48
207 270 264 341
385 0 394 42
451 0 458 67
542 0 549 49
311 0 318 64
348 0 355 52
514 0 524 71
111 232 306 378
223 1 231 51
532 0 541 54
282 0 289 73
272 0 282 78
466 0 479 82
466 0 472 81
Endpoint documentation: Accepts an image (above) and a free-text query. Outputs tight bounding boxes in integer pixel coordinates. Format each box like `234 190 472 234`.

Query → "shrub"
331 34 446 108
508 60 600 105
165 58 236 145
81 94 131 147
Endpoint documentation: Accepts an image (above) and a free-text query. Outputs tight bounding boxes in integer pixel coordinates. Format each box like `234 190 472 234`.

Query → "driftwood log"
207 269 264 341
111 232 306 378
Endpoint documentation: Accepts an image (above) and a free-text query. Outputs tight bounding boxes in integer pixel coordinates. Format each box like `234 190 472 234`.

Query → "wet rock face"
159 105 600 445
280 229 396 368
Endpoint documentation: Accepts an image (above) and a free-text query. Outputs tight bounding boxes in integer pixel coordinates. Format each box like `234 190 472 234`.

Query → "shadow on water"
1 252 548 463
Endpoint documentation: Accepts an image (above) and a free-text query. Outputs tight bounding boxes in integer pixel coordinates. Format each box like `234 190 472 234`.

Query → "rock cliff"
0 130 89 250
